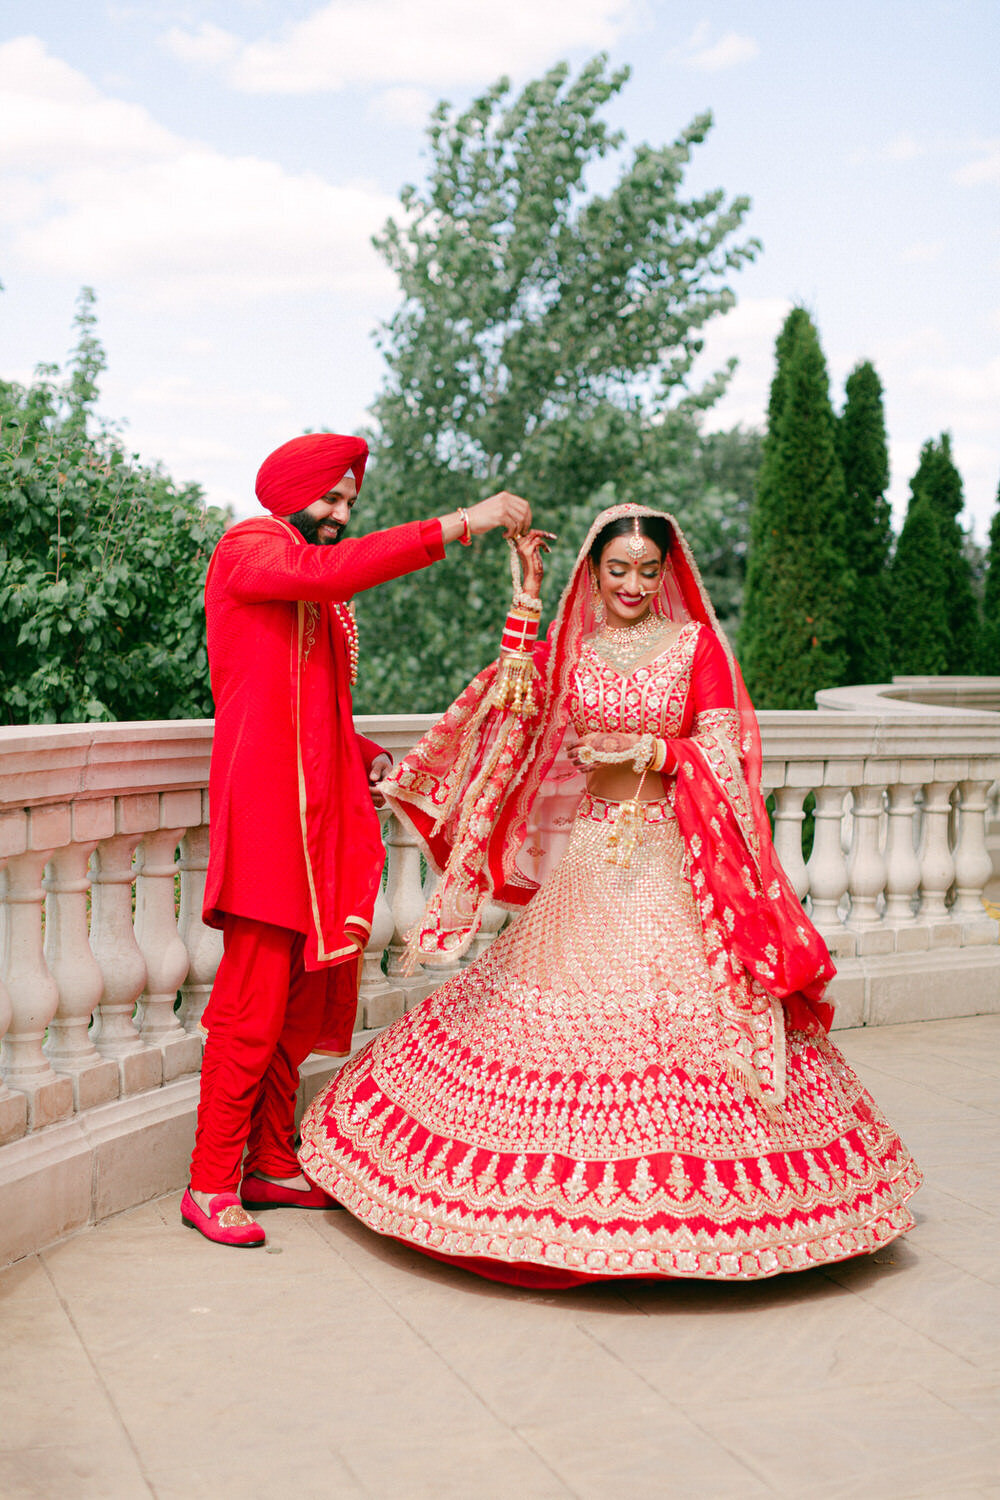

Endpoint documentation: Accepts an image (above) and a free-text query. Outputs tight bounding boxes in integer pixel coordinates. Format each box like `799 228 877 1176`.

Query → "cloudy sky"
0 0 997 535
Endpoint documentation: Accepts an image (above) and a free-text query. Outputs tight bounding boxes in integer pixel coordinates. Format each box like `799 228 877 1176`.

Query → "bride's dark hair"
589 514 673 566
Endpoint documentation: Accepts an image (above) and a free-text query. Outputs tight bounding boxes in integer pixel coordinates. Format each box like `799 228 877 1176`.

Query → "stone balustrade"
1 686 998 1264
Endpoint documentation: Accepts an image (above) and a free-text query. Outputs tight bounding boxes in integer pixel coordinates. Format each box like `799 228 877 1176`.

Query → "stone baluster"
846 783 888 931
0 966 26 1142
843 779 895 960
42 798 120 1111
359 809 406 1030
771 785 810 902
134 803 201 1081
0 806 74 1129
420 863 463 982
953 777 999 940
0 889 26 1145
90 815 161 1096
176 807 222 1034
919 780 958 931
0 814 29 1145
883 782 923 937
806 782 852 950
385 811 437 1006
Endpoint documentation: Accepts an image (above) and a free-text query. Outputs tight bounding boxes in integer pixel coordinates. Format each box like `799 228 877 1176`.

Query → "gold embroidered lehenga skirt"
298 796 921 1286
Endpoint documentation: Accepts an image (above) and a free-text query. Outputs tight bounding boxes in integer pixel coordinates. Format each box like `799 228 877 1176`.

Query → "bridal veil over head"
382 503 834 1053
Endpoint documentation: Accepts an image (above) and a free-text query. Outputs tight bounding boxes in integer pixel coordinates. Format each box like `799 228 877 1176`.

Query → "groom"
182 431 531 1246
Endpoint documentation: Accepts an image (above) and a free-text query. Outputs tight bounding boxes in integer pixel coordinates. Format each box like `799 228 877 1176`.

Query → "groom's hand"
368 752 392 806
468 491 532 538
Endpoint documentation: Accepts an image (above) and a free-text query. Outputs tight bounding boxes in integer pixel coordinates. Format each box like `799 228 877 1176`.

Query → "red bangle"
458 508 472 546
501 610 539 654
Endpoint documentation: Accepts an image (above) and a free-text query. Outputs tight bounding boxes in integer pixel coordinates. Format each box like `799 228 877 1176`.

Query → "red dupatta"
383 505 834 1042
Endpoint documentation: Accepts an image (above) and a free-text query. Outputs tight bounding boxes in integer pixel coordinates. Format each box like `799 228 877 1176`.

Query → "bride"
298 504 921 1287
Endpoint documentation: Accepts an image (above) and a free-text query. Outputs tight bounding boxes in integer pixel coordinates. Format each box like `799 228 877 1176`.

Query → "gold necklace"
592 612 674 672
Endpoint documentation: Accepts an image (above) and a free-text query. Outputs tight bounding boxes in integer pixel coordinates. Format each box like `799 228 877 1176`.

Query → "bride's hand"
513 529 556 598
566 731 641 769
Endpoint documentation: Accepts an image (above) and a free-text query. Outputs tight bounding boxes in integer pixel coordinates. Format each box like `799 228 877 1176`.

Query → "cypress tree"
981 480 1000 673
837 361 892 682
889 495 951 674
890 435 978 674
740 309 851 708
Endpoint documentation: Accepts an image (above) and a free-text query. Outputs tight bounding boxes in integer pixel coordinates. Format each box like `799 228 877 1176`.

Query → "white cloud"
369 86 436 128
691 296 792 431
955 138 1000 186
900 240 944 265
881 132 921 163
857 131 1000 183
0 37 396 306
885 351 1000 532
160 0 636 94
0 35 176 170
159 22 240 68
674 25 759 73
906 355 1000 434
879 324 949 362
128 376 295 417
849 133 924 168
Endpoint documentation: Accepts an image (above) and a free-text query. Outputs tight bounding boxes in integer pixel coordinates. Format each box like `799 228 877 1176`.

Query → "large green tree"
837 360 892 683
352 56 759 712
888 496 951 675
889 434 978 675
740 308 851 708
0 290 229 723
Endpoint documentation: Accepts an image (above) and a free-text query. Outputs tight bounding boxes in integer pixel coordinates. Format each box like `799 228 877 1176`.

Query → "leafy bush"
0 290 229 724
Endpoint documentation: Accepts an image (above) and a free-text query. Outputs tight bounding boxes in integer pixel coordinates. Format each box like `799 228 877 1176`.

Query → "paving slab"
1 1014 999 1500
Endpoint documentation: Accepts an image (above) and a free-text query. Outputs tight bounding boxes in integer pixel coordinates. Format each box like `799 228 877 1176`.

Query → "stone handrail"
1 692 998 1263
817 676 1000 715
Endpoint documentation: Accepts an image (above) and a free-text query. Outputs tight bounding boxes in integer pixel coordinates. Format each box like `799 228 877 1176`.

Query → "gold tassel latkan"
605 799 643 867
489 652 539 718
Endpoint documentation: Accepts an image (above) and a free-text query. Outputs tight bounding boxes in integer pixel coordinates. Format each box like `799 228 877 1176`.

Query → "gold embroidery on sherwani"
293 600 370 963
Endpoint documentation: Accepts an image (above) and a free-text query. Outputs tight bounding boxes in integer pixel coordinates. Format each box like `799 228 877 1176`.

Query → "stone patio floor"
2 1013 1000 1500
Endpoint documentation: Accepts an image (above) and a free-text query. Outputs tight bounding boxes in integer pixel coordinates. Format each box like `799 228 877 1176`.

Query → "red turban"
255 433 369 517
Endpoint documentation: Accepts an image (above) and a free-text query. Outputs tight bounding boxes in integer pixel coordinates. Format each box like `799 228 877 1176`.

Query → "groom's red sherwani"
190 436 445 1194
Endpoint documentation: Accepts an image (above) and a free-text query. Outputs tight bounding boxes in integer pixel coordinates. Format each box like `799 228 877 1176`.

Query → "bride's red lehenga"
299 505 921 1287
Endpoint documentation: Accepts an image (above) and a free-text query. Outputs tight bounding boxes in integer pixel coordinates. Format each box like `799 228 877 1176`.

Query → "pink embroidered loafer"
239 1173 341 1211
180 1188 266 1247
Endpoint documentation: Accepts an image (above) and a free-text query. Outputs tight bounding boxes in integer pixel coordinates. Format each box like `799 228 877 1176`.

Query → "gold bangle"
458 508 472 546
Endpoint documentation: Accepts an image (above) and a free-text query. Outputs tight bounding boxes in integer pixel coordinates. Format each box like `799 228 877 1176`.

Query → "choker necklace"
593 611 675 672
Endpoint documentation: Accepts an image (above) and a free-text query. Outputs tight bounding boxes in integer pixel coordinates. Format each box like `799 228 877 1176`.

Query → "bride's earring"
590 571 606 626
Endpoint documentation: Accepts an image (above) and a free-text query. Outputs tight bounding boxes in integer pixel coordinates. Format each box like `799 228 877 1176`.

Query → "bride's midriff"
584 765 670 802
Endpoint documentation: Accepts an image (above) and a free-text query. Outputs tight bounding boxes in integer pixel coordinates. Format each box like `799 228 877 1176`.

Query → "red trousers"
190 915 329 1192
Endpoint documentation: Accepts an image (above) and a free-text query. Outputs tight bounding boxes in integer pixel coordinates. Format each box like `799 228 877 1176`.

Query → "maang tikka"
625 517 646 563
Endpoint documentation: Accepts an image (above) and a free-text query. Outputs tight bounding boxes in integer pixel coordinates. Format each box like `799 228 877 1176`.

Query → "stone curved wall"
1 691 998 1265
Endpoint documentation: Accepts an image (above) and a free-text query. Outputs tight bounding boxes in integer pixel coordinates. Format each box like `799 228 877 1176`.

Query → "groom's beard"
286 510 346 545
